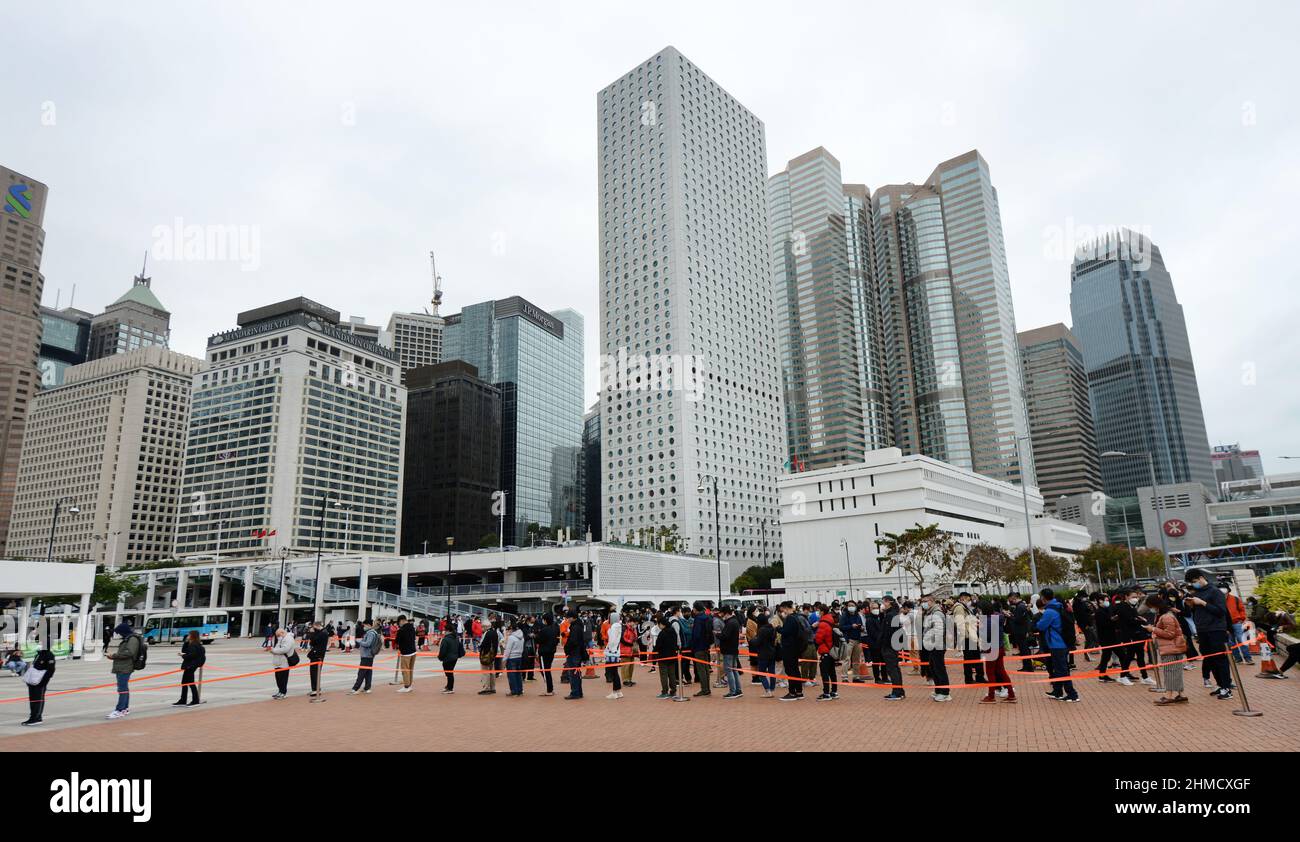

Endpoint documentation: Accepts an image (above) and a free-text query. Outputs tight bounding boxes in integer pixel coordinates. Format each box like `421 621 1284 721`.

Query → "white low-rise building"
778 448 1090 604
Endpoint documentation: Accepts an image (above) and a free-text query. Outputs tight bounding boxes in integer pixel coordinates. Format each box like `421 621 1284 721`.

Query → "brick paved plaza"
2 644 1296 752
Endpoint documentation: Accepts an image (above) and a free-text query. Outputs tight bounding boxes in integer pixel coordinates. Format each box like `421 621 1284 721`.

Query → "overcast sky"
5 1 1297 472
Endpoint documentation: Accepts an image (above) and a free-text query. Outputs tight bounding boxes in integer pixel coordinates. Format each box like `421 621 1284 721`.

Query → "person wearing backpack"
19 648 56 726
1142 594 1188 706
106 622 143 719
1036 589 1080 703
348 619 383 695
814 609 840 701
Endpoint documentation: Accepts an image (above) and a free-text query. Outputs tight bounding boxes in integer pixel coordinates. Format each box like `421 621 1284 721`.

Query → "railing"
215 568 509 620
406 579 591 598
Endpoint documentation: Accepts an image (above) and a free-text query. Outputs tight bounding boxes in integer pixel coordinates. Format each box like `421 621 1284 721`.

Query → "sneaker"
1098 676 1117 683
1062 697 1080 703
1139 677 1156 686
397 686 413 693
477 690 492 695
1183 664 1196 671
441 689 454 694
172 701 187 707
1116 676 1134 686
106 710 126 719
655 693 671 699
271 693 285 700
1203 679 1213 688
816 694 833 701
20 719 42 726
363 689 371 694
693 690 711 697
779 693 800 701
606 692 620 699
347 689 361 695
883 693 904 701
1045 692 1064 700
830 693 839 700
723 692 740 700
1214 689 1234 700
932 694 953 702
563 695 582 700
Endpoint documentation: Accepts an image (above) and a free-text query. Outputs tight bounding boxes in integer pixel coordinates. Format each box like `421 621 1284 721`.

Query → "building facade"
768 148 890 470
872 151 1033 487
87 268 170 361
38 305 92 388
599 46 785 566
174 298 405 559
400 361 501 554
1070 229 1216 499
7 347 202 565
1211 443 1264 491
1018 323 1101 500
443 296 584 545
0 165 50 553
582 403 601 541
778 448 1089 605
387 311 445 385
1208 472 1300 543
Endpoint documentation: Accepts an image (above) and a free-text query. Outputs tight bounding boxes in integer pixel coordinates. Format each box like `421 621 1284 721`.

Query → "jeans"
1047 647 1078 699
723 653 742 695
565 653 583 697
506 658 524 695
353 656 374 691
115 673 130 711
1231 622 1251 662
756 657 776 692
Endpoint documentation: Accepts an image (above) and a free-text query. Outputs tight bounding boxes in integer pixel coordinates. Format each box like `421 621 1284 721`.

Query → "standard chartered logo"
4 183 33 218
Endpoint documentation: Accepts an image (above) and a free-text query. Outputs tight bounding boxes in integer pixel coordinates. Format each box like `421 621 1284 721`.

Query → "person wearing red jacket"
1222 585 1254 665
814 611 840 701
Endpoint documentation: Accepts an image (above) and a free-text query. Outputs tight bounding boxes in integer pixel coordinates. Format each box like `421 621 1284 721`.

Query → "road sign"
835 590 846 597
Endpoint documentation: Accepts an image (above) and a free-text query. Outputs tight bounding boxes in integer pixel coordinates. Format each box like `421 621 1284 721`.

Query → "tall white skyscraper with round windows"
598 46 785 568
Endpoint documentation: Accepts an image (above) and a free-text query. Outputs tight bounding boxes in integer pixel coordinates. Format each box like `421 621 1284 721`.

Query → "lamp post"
1102 451 1172 580
277 546 290 628
839 537 854 603
216 518 227 562
1015 436 1041 598
495 489 507 549
47 497 79 563
339 505 352 556
1119 500 1137 579
312 493 340 622
697 474 722 606
445 537 454 621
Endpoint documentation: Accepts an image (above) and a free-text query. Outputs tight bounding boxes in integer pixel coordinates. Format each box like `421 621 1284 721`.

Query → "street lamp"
312 493 340 621
444 537 454 621
1014 436 1041 598
697 474 722 607
1102 451 1172 579
47 496 79 563
839 537 854 603
277 546 291 628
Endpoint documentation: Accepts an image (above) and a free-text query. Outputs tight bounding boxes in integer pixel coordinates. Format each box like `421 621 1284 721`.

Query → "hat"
114 622 133 637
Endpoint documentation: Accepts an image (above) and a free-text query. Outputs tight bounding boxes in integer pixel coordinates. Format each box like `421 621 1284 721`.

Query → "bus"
142 611 230 644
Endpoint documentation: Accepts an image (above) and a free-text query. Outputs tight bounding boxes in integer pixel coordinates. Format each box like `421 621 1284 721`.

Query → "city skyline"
4 2 1298 475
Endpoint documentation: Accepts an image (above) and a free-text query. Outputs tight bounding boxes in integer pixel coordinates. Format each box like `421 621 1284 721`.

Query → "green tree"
730 561 785 594
92 568 146 607
1011 549 1073 588
1079 542 1129 584
876 524 959 596
958 543 1011 591
478 533 498 549
1131 547 1166 579
1255 568 1300 613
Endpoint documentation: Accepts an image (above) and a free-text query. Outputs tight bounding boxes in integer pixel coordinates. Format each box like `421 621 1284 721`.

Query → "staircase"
219 568 510 621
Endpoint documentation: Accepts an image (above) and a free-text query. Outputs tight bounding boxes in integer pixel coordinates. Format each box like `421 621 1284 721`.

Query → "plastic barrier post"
672 650 689 702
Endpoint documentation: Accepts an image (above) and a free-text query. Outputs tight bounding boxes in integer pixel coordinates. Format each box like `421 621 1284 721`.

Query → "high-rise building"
1018 323 1101 501
443 296 583 545
582 402 601 541
38 305 92 388
7 347 202 565
87 263 170 361
872 151 1033 486
387 311 444 384
768 148 890 470
598 46 785 566
0 165 50 553
1069 229 1216 499
1211 443 1264 489
174 298 405 559
342 315 387 347
400 361 501 554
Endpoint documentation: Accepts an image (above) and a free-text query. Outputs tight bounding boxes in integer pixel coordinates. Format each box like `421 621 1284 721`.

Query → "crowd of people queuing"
7 567 1298 726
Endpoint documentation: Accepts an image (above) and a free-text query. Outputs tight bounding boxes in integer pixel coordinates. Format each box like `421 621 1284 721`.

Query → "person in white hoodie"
269 628 296 699
604 611 625 699
503 620 526 696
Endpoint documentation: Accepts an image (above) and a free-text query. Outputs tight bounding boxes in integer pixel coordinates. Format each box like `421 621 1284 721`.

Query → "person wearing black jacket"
478 619 501 695
877 597 905 700
563 611 585 699
1072 592 1096 662
1008 593 1035 672
395 616 418 692
535 614 560 696
653 613 679 698
174 631 207 706
718 607 743 699
1113 590 1152 685
307 621 329 697
1093 593 1119 682
861 602 885 684
750 614 778 698
521 616 537 682
20 648 56 726
778 601 806 700
1183 569 1234 698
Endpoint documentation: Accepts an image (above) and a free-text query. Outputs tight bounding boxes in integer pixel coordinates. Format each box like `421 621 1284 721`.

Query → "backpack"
132 635 149 671
831 625 850 661
1058 605 1078 647
677 618 693 648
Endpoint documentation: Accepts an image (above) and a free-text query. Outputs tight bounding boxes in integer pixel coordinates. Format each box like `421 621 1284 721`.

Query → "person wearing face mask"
477 618 501 695
951 592 984 685
1114 589 1154 687
1008 593 1035 672
979 599 1015 703
1183 569 1234 699
1140 595 1187 705
778 601 808 701
840 600 865 682
1072 590 1097 662
1036 588 1080 702
862 601 885 684
878 597 905 699
920 595 952 702
1092 592 1120 683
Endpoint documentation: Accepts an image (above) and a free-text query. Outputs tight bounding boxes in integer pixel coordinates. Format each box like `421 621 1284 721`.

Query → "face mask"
871 608 881 616
1128 597 1139 606
847 606 857 613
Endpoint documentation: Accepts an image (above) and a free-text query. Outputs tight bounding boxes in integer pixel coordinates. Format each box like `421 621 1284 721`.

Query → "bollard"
672 650 689 702
310 658 327 703
1227 642 1262 717
1148 638 1164 692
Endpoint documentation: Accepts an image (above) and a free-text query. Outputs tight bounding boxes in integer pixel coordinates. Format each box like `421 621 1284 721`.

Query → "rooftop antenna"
430 250 443 315
136 250 151 286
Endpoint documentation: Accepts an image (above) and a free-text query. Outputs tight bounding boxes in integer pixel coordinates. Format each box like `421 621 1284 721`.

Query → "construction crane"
430 250 443 315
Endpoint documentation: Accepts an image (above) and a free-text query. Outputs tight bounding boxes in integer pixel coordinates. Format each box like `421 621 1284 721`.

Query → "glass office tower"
1070 229 1216 498
443 296 584 545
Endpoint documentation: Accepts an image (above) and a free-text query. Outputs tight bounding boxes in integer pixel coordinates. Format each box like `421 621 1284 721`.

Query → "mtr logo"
5 183 33 218
1163 518 1188 538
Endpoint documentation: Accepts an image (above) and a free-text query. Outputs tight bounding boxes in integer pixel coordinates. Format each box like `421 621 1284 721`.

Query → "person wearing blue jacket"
1036 589 1079 702
840 601 865 682
691 603 714 696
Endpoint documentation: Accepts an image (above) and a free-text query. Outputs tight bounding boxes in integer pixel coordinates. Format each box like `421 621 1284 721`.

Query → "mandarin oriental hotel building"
174 298 405 560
